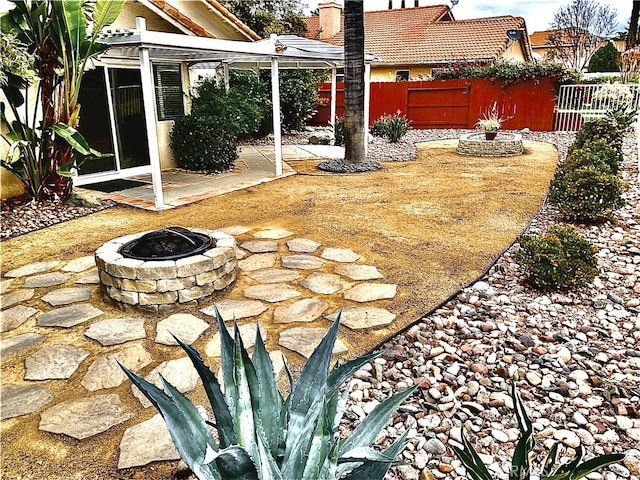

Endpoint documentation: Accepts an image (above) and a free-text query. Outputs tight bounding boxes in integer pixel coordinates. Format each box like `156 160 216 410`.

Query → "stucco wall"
371 65 432 82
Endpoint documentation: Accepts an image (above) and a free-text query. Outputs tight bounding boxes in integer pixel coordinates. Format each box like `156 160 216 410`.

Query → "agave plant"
121 309 417 480
452 380 625 480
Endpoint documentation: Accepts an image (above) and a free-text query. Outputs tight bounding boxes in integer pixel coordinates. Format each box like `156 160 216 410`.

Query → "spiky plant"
121 309 417 480
452 380 625 480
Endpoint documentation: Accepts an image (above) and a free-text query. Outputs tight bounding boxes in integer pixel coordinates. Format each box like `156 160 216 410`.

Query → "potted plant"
476 103 508 140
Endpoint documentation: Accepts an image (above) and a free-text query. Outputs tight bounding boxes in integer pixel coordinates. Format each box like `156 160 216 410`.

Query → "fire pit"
456 132 524 157
95 227 237 314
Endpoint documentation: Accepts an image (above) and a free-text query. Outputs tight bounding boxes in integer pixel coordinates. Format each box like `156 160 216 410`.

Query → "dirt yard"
0 139 558 479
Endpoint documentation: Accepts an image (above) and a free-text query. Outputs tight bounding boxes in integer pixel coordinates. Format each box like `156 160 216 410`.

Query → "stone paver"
61 256 95 273
1 305 38 332
1 289 35 309
75 269 100 284
334 264 384 281
0 278 15 294
205 322 266 357
201 299 268 321
281 255 324 270
219 225 252 236
1 384 53 419
132 357 199 408
240 240 278 253
326 306 396 329
274 298 329 324
238 253 277 272
286 238 321 253
39 394 132 440
253 228 294 239
85 317 146 346
245 268 300 284
344 283 397 302
118 413 180 468
37 303 103 328
243 284 301 303
0 333 46 358
23 272 70 288
300 273 344 295
155 313 209 346
25 344 90 380
320 247 360 263
81 344 152 391
279 327 348 359
41 287 93 306
4 261 61 278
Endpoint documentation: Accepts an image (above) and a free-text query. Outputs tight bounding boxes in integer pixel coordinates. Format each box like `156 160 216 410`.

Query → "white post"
223 62 230 92
364 62 371 156
136 17 164 209
271 57 283 176
330 67 337 127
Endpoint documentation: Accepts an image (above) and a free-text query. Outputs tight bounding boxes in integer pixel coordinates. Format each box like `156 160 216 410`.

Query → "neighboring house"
530 29 625 69
303 2 533 82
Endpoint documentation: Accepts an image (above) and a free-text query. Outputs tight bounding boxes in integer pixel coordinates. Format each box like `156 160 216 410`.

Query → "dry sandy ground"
0 139 558 479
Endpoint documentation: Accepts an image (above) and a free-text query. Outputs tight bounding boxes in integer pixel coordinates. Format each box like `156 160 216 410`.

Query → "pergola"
97 18 375 209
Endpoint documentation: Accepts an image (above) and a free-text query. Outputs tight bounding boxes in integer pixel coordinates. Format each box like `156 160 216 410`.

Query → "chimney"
318 1 342 40
401 0 405 7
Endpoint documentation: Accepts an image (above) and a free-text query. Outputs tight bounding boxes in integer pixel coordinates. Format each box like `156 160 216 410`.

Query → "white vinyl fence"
554 83 640 131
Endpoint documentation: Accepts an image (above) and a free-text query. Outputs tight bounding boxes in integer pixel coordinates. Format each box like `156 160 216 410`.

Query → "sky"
302 0 630 34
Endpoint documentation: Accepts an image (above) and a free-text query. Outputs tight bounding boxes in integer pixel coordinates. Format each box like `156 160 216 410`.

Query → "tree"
548 0 618 70
627 0 640 49
588 41 621 71
220 0 308 37
343 0 366 165
1 0 124 201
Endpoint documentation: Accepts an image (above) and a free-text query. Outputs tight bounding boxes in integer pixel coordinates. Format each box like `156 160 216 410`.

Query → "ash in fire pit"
95 227 237 314
120 226 213 261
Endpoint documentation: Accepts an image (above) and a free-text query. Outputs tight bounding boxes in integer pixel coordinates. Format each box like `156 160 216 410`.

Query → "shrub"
371 112 411 142
566 138 621 174
573 117 624 156
587 41 621 73
432 60 580 84
453 380 624 480
549 163 625 222
170 116 238 173
122 310 417 480
513 225 598 291
333 116 345 146
607 105 638 131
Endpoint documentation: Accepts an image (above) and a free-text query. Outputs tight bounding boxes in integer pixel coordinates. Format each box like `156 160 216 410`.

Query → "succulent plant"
452 380 625 480
121 308 417 480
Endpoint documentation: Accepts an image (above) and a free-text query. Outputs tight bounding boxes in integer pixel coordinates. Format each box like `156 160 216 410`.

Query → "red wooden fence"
312 76 559 131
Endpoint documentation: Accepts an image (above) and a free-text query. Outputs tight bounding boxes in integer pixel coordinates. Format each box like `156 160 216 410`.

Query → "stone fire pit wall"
95 229 237 314
457 132 524 157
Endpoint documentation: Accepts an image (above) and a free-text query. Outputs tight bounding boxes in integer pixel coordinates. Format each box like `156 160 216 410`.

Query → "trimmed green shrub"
573 117 624 157
587 41 621 73
549 164 625 222
432 60 580 84
453 380 624 480
566 138 621 174
122 310 416 480
514 225 599 291
371 112 411 143
170 116 238 173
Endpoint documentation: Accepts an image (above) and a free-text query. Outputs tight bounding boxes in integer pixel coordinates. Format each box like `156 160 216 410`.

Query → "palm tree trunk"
343 0 366 164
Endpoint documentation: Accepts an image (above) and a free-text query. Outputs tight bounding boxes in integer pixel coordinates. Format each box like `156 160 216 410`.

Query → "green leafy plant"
513 225 598 291
333 116 345 146
170 116 238 173
565 139 621 175
432 60 581 84
587 42 621 73
549 165 625 223
452 380 625 480
572 117 624 157
371 112 411 142
121 310 417 480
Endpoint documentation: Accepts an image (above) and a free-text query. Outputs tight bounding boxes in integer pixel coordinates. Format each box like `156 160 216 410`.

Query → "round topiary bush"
548 164 625 222
514 224 599 291
573 117 624 156
565 138 622 174
170 115 238 173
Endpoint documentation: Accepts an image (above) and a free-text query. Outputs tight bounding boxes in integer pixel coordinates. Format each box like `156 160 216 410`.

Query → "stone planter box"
95 229 237 314
457 132 524 157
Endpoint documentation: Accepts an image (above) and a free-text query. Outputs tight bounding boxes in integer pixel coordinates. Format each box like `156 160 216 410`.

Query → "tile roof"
304 7 531 64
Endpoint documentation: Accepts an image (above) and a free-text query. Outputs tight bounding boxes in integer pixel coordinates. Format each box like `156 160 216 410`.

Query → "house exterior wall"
371 65 432 82
112 3 184 34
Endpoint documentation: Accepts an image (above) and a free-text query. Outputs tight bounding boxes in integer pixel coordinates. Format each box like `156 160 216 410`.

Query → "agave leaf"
326 350 381 393
451 430 493 480
557 444 584 475
232 323 258 453
510 429 533 480
251 325 283 457
341 430 409 480
255 431 284 480
119 365 220 480
284 316 341 463
542 442 561 477
339 385 417 456
301 401 333 480
214 307 238 424
173 335 237 449
549 453 625 480
338 446 396 463
209 445 259 480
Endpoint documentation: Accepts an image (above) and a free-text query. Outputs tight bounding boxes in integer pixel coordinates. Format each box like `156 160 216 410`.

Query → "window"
153 63 184 120
395 70 410 81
